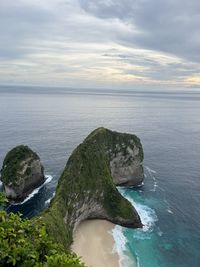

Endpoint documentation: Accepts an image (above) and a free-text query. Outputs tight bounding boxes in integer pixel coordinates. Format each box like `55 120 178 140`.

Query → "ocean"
0 86 200 267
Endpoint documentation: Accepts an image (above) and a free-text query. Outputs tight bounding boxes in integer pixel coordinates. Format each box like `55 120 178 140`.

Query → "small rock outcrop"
42 128 144 248
0 145 45 201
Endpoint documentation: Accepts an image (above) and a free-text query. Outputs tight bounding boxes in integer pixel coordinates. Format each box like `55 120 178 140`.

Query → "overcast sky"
0 0 200 90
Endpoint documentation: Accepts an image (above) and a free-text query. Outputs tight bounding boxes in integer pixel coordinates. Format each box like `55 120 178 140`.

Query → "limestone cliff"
42 128 144 248
0 145 45 201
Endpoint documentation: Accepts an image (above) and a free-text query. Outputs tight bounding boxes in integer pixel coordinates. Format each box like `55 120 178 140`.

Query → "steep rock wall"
1 145 45 201
42 128 144 248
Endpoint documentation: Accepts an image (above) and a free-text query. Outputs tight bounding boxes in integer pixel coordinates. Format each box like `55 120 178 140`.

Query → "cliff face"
0 145 45 201
42 128 144 248
106 131 143 186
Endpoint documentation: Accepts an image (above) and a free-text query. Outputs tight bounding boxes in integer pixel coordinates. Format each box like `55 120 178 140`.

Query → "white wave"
114 189 158 267
112 226 127 254
112 226 137 267
167 208 173 214
152 175 156 182
163 199 174 215
45 192 55 205
151 181 158 192
118 188 158 233
13 174 53 205
135 182 144 188
145 166 158 192
117 187 126 195
114 171 159 266
135 202 158 232
157 229 163 236
43 174 53 185
145 166 157 174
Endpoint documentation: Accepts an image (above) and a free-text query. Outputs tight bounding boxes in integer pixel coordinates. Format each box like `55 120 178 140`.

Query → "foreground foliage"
0 193 85 267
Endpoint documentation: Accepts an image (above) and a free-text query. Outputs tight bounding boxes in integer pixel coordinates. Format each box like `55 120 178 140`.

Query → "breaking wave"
13 174 53 205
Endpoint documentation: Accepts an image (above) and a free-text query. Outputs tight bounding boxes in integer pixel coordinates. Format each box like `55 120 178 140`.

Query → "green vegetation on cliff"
42 127 143 249
0 193 85 267
87 127 144 161
1 145 38 185
0 128 144 266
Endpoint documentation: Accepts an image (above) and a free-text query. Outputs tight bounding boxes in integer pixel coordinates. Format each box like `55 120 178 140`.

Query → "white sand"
72 220 120 267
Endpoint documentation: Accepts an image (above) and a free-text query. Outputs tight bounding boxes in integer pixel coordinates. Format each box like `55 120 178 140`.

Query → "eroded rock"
42 128 144 248
1 145 45 201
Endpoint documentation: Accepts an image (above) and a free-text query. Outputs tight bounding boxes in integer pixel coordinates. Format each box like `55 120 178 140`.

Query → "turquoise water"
0 86 200 266
119 164 199 267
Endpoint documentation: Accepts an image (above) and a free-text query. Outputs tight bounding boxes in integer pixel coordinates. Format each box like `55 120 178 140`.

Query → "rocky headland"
41 127 144 249
0 145 45 201
0 126 145 267
0 127 144 252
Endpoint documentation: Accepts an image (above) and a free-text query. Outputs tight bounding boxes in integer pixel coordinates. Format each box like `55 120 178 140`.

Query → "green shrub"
0 193 86 267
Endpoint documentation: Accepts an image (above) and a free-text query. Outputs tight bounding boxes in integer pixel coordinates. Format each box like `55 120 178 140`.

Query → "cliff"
0 145 45 201
41 127 144 249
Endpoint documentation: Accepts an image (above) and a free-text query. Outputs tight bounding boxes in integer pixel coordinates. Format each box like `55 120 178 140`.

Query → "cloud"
79 0 200 63
0 0 56 59
0 0 199 89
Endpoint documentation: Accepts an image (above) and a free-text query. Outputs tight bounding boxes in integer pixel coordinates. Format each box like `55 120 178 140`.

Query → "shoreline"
72 220 120 267
11 174 53 205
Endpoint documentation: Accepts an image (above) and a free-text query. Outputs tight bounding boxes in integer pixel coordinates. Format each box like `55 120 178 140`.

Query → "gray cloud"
80 0 200 63
1 4 53 60
0 0 199 88
0 0 125 59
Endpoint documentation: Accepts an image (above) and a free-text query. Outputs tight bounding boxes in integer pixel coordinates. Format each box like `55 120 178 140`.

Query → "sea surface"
0 86 200 267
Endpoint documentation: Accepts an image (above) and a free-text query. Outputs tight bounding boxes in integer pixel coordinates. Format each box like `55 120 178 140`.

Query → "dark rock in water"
0 145 45 201
41 127 144 249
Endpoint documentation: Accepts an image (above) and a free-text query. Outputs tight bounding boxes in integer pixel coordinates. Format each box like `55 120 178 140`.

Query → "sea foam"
145 166 158 192
45 192 55 205
112 226 137 267
121 191 158 233
112 187 158 266
145 166 157 174
13 174 53 205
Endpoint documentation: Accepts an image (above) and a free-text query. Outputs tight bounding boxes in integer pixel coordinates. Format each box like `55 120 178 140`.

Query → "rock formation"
42 127 144 248
0 145 45 201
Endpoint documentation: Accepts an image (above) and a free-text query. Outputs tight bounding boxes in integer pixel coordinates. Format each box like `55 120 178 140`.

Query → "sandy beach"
72 220 119 267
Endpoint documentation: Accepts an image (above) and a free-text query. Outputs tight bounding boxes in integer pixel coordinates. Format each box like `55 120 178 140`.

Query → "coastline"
72 220 120 267
12 174 53 205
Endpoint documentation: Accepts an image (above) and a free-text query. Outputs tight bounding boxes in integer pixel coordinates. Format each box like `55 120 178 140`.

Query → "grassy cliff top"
0 128 144 266
85 127 144 161
0 145 39 185
42 127 143 249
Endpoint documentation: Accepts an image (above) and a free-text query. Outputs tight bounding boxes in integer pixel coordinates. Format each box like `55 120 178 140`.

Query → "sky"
0 0 200 90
